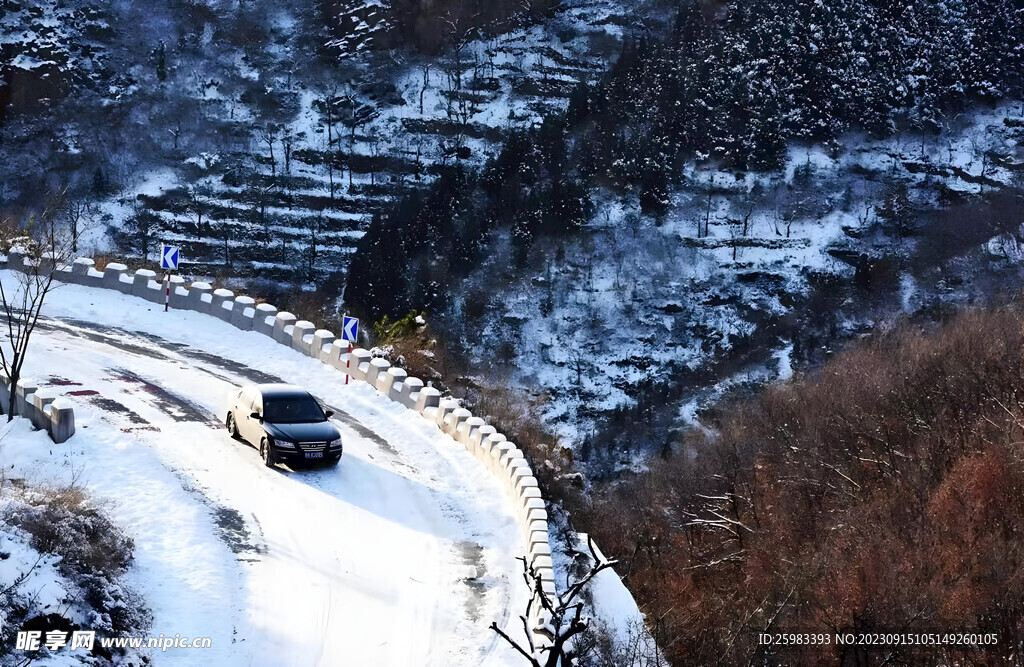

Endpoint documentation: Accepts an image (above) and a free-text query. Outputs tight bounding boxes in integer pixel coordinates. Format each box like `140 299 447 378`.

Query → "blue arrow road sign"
160 244 180 270
342 316 359 342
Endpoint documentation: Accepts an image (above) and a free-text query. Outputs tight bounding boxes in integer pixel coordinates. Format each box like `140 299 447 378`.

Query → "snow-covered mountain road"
0 278 527 666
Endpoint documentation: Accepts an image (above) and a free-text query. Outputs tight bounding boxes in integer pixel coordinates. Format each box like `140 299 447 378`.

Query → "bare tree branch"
0 188 84 420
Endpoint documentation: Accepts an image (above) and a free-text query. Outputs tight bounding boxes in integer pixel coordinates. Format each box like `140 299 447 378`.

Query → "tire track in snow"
37 315 410 467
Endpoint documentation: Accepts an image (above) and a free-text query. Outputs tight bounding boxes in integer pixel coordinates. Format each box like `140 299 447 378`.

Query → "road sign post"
160 244 181 313
342 316 359 385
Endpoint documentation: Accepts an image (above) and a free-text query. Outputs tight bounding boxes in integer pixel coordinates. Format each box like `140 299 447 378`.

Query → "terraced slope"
1 0 656 283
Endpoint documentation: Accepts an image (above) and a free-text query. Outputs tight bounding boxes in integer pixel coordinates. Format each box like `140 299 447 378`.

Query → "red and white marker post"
341 316 358 384
159 244 180 313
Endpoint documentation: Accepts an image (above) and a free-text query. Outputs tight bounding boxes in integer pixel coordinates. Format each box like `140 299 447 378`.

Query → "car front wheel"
226 412 240 440
260 438 276 468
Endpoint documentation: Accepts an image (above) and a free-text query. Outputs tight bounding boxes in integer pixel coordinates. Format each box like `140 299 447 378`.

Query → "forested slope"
348 0 1024 474
584 306 1024 664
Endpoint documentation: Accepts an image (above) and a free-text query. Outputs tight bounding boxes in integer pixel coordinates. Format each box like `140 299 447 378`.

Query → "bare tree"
167 118 182 151
282 130 300 175
184 184 212 238
491 536 619 667
256 124 280 177
249 178 278 241
440 11 480 95
368 135 380 187
60 196 91 253
701 176 714 238
118 200 162 261
420 62 431 114
0 190 83 420
320 84 341 151
304 208 326 281
345 101 378 188
215 216 233 272
319 133 337 202
568 346 586 387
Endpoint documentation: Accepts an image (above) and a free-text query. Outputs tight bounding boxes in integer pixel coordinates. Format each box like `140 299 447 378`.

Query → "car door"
233 388 253 442
242 392 264 444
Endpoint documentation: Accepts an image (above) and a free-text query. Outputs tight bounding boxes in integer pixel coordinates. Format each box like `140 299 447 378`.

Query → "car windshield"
263 395 325 424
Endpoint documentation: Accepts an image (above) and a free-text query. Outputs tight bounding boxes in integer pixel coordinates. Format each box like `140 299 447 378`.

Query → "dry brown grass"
584 306 1024 665
91 254 114 272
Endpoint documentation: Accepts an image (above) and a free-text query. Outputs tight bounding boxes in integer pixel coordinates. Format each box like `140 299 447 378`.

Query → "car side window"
251 394 262 415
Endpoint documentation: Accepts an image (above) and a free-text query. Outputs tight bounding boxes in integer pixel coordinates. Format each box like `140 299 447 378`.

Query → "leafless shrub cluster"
581 306 1024 665
1 477 149 643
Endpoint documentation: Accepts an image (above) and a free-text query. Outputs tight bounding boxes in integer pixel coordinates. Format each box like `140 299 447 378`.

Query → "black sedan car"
226 384 343 467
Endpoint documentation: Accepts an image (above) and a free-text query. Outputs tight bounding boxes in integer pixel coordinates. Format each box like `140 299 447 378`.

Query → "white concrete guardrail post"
49 399 75 443
508 464 533 503
131 269 161 303
15 379 36 422
347 349 373 381
456 416 486 447
102 263 131 294
470 425 497 457
30 389 56 431
291 321 317 355
324 339 347 367
434 398 459 428
6 248 26 272
479 432 505 464
169 275 188 309
272 312 297 345
378 367 407 400
69 258 94 285
414 385 441 413
231 296 256 330
364 357 390 387
443 408 471 438
253 303 278 336
187 282 213 313
489 441 515 475
398 376 422 408
212 289 235 322
312 330 336 362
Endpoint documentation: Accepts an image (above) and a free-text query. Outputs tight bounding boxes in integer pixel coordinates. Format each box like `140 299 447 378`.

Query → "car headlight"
329 438 342 448
274 438 296 449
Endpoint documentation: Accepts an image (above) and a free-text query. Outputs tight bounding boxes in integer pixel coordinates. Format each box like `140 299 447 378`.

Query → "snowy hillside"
396 103 1019 475
1 0 656 283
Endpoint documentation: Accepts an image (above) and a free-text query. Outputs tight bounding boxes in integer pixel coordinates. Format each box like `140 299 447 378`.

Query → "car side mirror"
324 410 334 419
250 411 261 421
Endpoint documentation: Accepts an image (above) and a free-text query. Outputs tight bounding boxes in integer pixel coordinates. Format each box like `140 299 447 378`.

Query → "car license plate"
305 451 323 459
